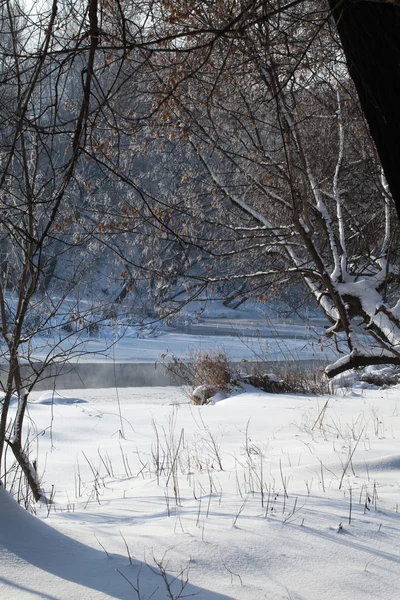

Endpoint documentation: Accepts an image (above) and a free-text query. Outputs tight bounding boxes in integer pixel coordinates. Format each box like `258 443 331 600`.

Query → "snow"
12 320 335 364
0 392 19 406
1 381 400 599
337 281 400 348
31 391 87 405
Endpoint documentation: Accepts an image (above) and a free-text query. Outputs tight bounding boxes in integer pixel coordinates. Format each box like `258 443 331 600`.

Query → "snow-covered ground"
1 379 400 599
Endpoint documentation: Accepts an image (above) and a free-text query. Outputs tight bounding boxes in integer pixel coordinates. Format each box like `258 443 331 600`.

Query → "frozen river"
1 317 336 389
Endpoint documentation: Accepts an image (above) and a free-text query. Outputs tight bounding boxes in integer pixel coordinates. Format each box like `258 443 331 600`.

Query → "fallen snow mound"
31 391 86 405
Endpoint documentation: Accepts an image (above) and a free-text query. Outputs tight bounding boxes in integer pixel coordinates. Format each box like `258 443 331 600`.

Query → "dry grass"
191 350 232 391
162 349 236 403
241 361 330 395
163 350 330 402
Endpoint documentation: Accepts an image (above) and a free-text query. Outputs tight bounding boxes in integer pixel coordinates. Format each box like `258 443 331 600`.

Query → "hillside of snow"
1 380 400 599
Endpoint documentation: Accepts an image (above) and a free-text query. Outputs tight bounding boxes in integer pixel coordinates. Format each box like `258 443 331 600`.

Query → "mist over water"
1 359 328 390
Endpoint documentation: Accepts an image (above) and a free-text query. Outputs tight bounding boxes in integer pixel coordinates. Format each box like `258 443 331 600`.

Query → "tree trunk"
328 0 400 217
8 440 42 502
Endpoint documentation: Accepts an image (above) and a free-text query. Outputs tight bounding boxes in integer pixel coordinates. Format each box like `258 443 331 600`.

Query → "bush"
162 349 236 403
240 372 291 393
163 351 330 402
360 367 400 387
240 361 330 395
330 366 400 392
278 365 329 395
191 350 232 391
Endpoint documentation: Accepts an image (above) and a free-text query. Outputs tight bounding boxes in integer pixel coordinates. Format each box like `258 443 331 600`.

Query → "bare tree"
131 0 400 377
2 0 400 503
0 0 226 502
0 0 161 501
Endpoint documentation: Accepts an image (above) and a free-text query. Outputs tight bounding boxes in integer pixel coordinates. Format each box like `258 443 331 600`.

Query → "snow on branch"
326 348 400 378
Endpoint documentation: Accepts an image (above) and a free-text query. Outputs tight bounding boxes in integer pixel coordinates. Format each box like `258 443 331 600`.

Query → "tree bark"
328 0 400 217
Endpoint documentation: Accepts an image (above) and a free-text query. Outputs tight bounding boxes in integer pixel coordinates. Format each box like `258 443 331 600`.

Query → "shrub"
240 361 330 395
191 350 232 391
162 349 235 403
163 351 330 402
360 367 400 387
278 365 329 395
240 372 291 393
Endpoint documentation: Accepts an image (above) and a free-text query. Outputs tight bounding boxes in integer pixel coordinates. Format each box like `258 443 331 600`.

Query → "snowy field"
1 379 400 599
